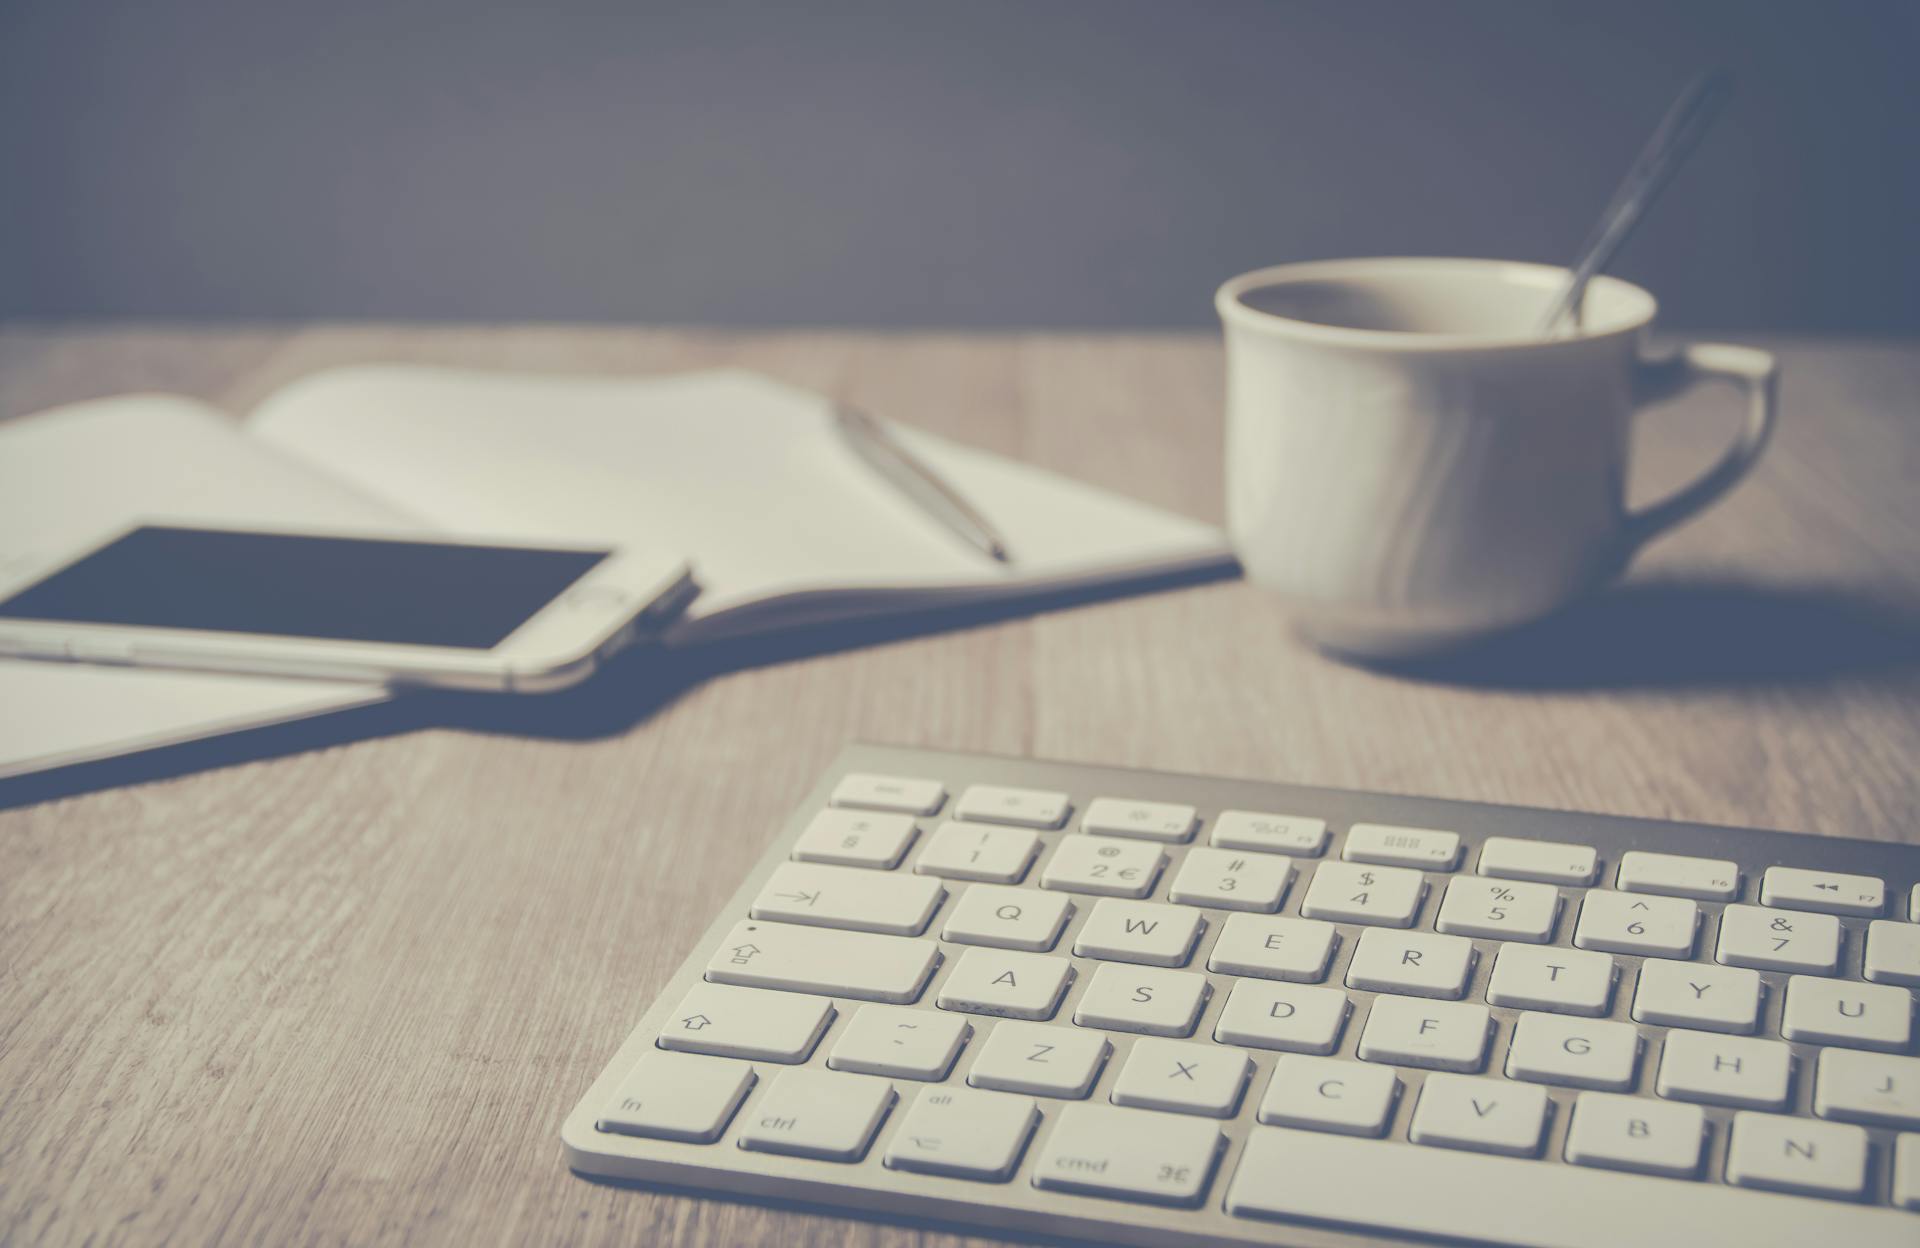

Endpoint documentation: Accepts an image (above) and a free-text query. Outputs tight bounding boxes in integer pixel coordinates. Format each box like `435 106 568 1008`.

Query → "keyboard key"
1356 996 1491 1072
832 772 945 816
883 1085 1040 1180
1256 1054 1400 1136
1343 928 1476 999
1865 918 1920 986
1760 865 1885 916
1409 1073 1549 1157
749 861 946 935
737 1068 896 1161
1725 1110 1868 1199
1780 975 1913 1051
1030 1103 1222 1207
1343 823 1461 870
1573 890 1698 957
954 784 1070 829
967 1020 1110 1097
1475 836 1599 885
1213 981 1351 1054
1913 882 1920 921
1485 944 1616 1016
1110 1038 1252 1118
914 821 1042 883
1210 810 1328 856
1434 876 1561 942
1898 1134 1920 1210
936 948 1074 1020
596 1049 756 1142
828 1004 970 1080
1656 1031 1793 1110
792 808 919 868
1299 860 1425 928
940 883 1073 951
1072 898 1204 966
1073 964 1210 1036
1205 913 1338 982
1167 847 1293 912
657 982 834 1062
1630 958 1762 1034
1714 903 1842 974
1615 850 1739 901
1079 797 1197 842
1505 1012 1641 1091
1813 1048 1920 1128
1563 1091 1704 1178
706 920 940 1004
1039 835 1165 898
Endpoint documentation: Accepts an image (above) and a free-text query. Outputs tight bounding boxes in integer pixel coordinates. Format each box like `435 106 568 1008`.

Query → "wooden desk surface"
3 325 1918 1246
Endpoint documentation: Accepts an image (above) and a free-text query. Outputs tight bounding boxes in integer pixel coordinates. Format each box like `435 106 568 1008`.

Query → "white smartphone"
0 521 698 692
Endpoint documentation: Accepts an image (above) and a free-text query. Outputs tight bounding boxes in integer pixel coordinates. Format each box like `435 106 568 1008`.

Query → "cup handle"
1624 342 1779 554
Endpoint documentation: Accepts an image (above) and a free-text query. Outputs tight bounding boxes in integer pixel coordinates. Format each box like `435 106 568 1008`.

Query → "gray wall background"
3 1 1916 330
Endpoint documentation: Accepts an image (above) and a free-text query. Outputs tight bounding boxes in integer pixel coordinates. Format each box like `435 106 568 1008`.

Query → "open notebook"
0 366 1233 779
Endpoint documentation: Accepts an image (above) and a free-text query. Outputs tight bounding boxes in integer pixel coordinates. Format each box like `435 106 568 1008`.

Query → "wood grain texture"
2 325 1918 1247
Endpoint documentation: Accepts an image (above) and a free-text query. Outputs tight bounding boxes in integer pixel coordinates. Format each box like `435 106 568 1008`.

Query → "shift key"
1031 1103 1222 1207
706 919 941 1003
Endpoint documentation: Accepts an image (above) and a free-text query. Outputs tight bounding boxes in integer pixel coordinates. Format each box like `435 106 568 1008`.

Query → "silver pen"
833 404 1014 564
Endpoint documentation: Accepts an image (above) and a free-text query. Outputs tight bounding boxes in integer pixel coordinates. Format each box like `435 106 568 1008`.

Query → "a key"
1255 1054 1400 1136
1343 927 1476 999
882 1085 1040 1180
596 1049 756 1142
1725 1110 1868 1199
967 1020 1111 1098
1484 944 1616 1016
1343 823 1461 870
914 821 1042 883
936 948 1074 1020
657 982 834 1062
939 883 1073 951
1355 996 1491 1073
736 1068 896 1162
1072 964 1210 1037
1030 1103 1222 1207
1408 1073 1549 1157
1563 1091 1705 1178
1039 835 1165 899
1299 860 1425 928
1110 1038 1253 1118
1655 1030 1793 1110
1630 958 1762 1034
1205 913 1338 982
749 861 946 935
1167 847 1293 912
1865 918 1920 986
1072 898 1205 966
954 784 1071 829
1210 810 1328 856
1813 1048 1920 1128
1780 975 1912 1051
1572 890 1698 958
1760 866 1885 917
1474 836 1599 885
831 772 945 816
1615 850 1739 902
1714 903 1842 974
706 920 940 1003
1079 797 1197 843
827 1004 970 1080
792 808 919 868
1504 1012 1641 1091
1434 876 1561 943
1212 981 1351 1054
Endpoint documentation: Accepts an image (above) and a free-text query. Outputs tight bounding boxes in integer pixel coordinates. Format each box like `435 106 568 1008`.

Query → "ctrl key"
597 1050 755 1143
737 1068 897 1162
1031 1103 1222 1207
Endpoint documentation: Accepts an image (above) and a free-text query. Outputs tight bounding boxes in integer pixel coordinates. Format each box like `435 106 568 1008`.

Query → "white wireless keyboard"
563 744 1920 1247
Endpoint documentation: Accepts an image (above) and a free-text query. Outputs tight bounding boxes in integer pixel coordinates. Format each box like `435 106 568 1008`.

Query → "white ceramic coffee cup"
1216 257 1778 659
